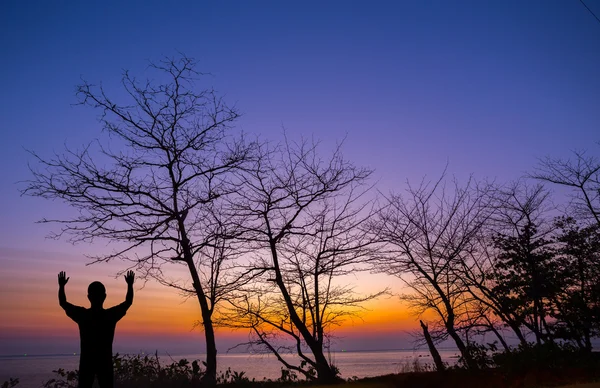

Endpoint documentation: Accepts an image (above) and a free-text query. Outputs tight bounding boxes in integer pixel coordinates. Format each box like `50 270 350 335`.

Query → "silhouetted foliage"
551 217 600 351
0 378 19 388
41 353 237 388
492 342 596 374
491 221 559 345
35 345 600 388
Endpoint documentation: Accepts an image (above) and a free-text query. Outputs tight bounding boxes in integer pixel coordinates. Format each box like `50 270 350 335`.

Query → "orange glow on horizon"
2 288 422 339
1 248 426 350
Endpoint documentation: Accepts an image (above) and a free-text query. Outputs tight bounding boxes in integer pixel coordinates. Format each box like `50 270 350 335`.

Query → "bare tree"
217 138 381 383
368 175 492 370
22 56 253 385
533 148 600 226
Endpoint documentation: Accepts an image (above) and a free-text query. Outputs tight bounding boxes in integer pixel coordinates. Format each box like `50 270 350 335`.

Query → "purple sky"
1 0 599 354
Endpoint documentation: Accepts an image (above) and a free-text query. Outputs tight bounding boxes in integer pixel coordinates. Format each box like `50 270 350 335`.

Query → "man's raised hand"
124 270 135 286
58 271 69 286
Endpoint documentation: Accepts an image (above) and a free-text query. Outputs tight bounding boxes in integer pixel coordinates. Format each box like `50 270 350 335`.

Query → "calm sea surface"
0 349 460 388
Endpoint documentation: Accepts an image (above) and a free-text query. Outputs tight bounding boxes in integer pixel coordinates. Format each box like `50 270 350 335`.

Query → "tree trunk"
506 320 528 346
583 323 592 352
437 291 476 370
201 313 218 385
443 307 477 370
314 361 339 384
530 305 543 346
277 277 338 383
489 324 510 351
181 230 218 386
187 266 217 386
270 242 338 383
446 323 478 369
420 320 445 372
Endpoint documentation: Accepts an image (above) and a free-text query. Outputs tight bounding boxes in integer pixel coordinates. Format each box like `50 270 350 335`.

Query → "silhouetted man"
58 270 135 388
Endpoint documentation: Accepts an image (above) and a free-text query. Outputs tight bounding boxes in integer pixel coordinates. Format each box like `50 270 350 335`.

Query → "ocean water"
0 349 460 388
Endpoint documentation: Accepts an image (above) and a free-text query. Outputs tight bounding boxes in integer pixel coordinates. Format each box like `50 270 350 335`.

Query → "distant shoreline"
0 347 462 359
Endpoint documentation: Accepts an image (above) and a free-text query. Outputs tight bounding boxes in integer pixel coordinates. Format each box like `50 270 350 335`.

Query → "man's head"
88 281 106 306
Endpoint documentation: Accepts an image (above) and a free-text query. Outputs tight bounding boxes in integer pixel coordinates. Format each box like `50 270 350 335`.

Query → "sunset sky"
1 0 599 356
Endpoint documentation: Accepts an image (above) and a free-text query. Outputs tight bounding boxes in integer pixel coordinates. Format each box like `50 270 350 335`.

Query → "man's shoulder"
106 301 130 316
62 304 89 322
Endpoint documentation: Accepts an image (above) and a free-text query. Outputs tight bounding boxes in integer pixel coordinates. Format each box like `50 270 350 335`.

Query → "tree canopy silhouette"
367 175 493 370
217 137 382 382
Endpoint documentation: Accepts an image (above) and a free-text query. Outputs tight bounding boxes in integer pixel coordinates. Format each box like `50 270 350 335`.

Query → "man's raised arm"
58 271 84 322
107 270 135 321
124 270 135 307
58 271 70 308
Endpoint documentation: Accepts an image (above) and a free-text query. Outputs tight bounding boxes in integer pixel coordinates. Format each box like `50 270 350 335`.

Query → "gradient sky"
1 0 599 356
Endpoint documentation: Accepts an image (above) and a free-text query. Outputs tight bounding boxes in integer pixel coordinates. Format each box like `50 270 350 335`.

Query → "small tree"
219 137 380 383
23 56 253 385
552 217 600 351
487 182 558 345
